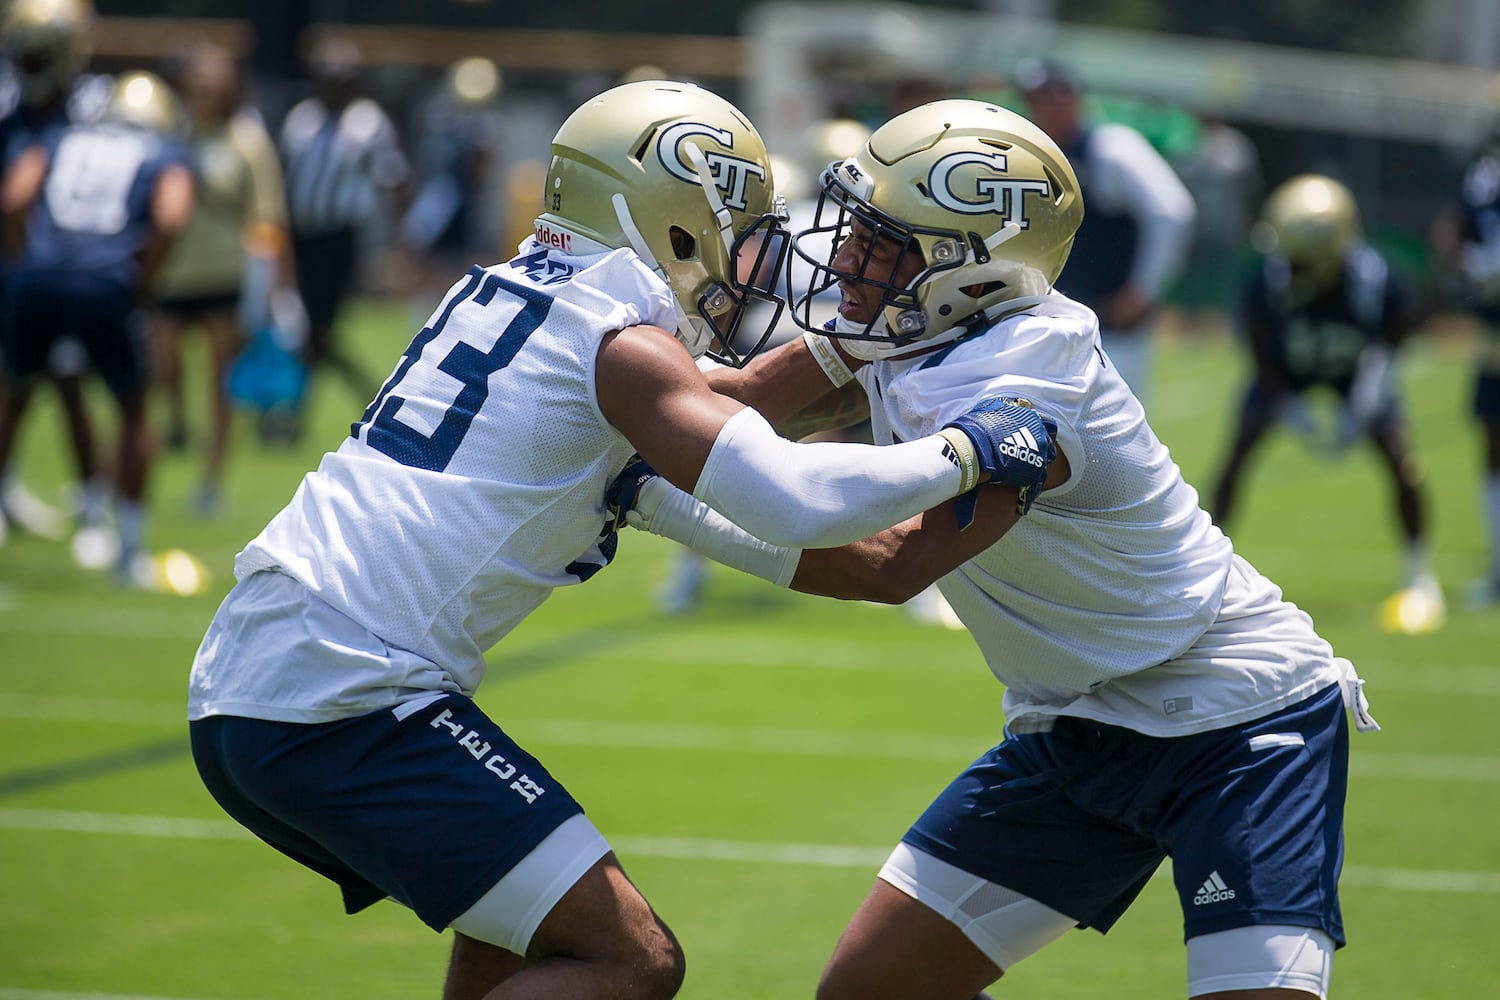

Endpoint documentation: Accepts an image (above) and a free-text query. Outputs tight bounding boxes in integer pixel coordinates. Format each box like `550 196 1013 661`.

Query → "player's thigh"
900 728 1166 938
820 838 1088 1000
522 852 682 969
818 877 1009 1000
84 303 151 405
3 278 64 385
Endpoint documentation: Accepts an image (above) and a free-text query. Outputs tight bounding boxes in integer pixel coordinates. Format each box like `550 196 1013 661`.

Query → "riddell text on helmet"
535 222 573 252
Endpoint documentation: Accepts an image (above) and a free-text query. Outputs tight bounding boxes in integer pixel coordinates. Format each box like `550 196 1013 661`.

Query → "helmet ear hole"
668 226 697 261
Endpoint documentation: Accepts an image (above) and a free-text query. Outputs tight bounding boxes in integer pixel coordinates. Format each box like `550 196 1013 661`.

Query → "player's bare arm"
789 446 1071 602
596 322 744 489
0 144 46 256
138 163 197 300
705 333 870 438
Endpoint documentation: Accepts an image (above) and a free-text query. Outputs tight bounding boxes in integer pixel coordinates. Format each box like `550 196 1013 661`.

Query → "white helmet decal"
657 121 766 212
928 150 1050 228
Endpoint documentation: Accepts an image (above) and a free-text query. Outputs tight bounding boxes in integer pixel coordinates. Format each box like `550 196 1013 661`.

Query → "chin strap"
982 220 1023 255
681 140 737 256
611 191 709 357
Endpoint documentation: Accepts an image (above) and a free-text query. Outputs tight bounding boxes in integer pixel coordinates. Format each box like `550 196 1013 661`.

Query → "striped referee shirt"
279 95 407 237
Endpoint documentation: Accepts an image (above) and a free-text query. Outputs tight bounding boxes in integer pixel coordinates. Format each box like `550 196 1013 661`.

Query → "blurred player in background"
1208 174 1442 634
0 70 194 583
0 0 108 550
277 36 406 433
151 41 293 515
1015 57 1195 407
187 80 1028 998
397 56 501 308
613 98 1377 1000
1435 132 1500 605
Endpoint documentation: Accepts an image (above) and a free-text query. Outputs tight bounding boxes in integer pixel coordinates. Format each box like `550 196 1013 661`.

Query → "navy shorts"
3 269 147 400
189 694 586 931
1476 370 1500 423
902 683 1349 946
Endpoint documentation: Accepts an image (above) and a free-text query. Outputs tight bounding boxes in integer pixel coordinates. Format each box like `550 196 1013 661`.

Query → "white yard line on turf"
0 807 1496 895
0 694 1498 782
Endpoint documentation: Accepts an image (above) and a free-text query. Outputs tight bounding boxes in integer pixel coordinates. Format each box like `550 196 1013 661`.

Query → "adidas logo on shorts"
1192 870 1237 906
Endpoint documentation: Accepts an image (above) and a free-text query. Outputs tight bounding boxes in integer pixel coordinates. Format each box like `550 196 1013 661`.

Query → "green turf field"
1 302 1496 998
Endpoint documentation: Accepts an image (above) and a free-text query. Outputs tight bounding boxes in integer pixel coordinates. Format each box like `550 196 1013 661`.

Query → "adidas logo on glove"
997 427 1045 467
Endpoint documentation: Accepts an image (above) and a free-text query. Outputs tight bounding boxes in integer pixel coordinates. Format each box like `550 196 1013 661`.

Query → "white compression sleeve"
632 477 801 587
694 407 967 548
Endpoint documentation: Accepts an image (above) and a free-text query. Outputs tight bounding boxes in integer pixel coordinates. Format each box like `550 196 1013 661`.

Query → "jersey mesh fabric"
195 243 672 721
863 294 1342 736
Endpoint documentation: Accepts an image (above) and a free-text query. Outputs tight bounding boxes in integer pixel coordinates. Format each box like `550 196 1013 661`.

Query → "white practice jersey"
860 293 1346 736
189 240 673 722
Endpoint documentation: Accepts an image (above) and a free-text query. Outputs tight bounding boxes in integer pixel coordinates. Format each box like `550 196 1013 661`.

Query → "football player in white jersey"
612 99 1377 999
187 80 1045 1000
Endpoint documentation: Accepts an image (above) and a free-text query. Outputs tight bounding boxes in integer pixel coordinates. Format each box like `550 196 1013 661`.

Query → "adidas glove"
941 397 1057 527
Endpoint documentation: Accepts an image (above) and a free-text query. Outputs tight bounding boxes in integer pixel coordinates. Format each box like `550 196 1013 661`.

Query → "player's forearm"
630 480 1018 602
791 494 1017 602
775 383 871 441
788 523 928 603
705 334 843 428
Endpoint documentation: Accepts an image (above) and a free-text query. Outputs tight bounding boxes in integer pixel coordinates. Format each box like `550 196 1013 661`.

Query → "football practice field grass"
1 300 1497 998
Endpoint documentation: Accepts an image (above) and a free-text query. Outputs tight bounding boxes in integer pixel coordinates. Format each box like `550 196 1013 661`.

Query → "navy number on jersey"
352 267 551 472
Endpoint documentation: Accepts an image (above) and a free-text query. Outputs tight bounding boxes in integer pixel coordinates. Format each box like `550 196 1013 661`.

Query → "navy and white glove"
940 396 1058 528
606 457 663 533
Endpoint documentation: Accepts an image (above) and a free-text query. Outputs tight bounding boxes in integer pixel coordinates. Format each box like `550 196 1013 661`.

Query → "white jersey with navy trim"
859 292 1344 736
189 240 673 722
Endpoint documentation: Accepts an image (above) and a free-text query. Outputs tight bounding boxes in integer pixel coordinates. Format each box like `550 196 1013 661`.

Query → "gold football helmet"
4 0 92 108
788 99 1083 357
103 70 181 135
533 79 789 365
1254 174 1361 302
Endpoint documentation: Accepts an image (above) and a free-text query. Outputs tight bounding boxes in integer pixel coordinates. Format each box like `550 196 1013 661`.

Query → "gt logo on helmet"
657 121 766 212
928 151 1050 227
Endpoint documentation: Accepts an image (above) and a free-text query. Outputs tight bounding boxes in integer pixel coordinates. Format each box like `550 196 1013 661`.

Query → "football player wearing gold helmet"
187 80 1047 1000
3 0 92 113
0 0 102 548
1209 174 1442 634
0 68 194 583
614 99 1372 1000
